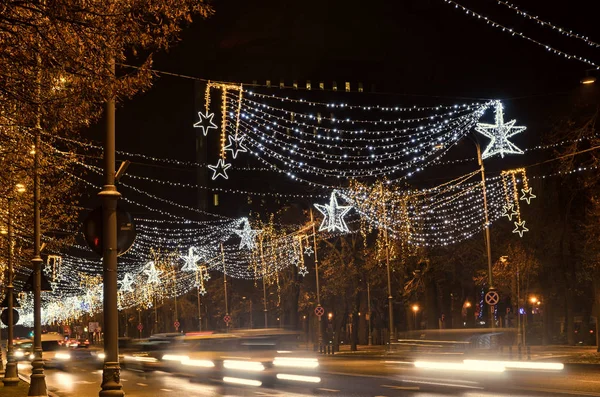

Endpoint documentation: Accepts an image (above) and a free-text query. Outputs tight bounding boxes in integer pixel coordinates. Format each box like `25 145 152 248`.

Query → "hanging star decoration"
144 261 162 285
520 187 536 204
475 101 526 159
208 159 231 180
181 247 202 272
119 273 135 293
304 245 314 256
314 190 352 233
513 220 529 237
501 204 518 221
234 218 262 250
193 111 218 136
199 286 207 296
224 135 248 159
298 266 309 277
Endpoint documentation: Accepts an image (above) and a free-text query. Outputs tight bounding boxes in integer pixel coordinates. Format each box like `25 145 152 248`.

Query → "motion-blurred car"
178 329 320 387
122 335 181 372
13 339 34 361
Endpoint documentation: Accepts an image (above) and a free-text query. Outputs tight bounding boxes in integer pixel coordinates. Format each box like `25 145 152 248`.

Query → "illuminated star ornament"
475 101 526 159
513 220 529 237
314 190 352 233
298 266 309 277
234 218 262 250
501 204 518 221
224 135 247 159
181 247 202 272
144 261 162 285
119 273 135 293
520 188 536 204
208 159 231 180
193 111 218 136
304 245 314 256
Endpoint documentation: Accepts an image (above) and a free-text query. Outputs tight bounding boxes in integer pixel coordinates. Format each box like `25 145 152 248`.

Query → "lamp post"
475 140 495 329
367 281 372 346
259 236 268 328
98 59 124 397
28 102 48 396
3 186 24 386
412 305 419 330
310 209 322 350
379 183 394 348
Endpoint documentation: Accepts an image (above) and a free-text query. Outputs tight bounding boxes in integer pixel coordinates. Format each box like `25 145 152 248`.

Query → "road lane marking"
316 388 340 393
136 383 148 386
160 389 173 392
381 384 419 390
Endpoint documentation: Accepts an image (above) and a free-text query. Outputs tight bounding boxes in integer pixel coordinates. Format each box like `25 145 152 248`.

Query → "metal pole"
29 95 48 397
197 285 202 332
99 59 124 397
138 309 142 339
173 270 178 331
517 267 522 346
476 142 495 328
367 281 372 346
310 209 322 348
221 243 229 331
380 183 394 349
3 197 18 386
260 236 268 328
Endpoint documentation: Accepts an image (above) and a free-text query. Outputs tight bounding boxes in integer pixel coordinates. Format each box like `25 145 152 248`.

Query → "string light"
493 0 600 49
443 0 600 69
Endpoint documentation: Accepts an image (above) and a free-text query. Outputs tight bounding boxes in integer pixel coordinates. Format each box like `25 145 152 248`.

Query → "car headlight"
97 353 106 360
15 351 25 358
55 353 71 360
29 354 35 360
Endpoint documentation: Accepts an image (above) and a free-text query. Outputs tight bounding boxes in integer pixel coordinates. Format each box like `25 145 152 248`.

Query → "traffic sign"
223 315 231 324
314 305 325 317
174 320 180 329
83 206 136 257
485 290 500 306
137 323 143 331
0 308 19 326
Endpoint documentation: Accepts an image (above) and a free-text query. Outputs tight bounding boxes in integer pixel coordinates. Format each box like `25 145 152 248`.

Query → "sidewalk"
0 378 30 397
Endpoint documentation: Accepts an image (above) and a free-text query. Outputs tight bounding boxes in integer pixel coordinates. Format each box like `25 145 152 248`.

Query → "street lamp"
529 296 538 304
412 305 419 330
581 70 596 85
3 183 25 386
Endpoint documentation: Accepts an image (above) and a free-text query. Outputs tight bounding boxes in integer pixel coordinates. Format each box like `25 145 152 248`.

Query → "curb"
18 373 59 397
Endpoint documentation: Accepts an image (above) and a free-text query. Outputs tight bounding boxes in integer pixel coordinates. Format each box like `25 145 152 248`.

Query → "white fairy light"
144 261 162 285
181 247 202 272
314 191 352 233
304 245 314 256
224 134 248 159
208 158 232 180
475 101 526 159
119 273 135 293
193 111 218 136
234 218 262 250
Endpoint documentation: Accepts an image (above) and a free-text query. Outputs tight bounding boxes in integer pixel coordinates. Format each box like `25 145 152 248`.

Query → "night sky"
85 0 600 219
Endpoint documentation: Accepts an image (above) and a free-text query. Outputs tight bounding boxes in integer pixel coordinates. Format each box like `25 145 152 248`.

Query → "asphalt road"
16 356 600 397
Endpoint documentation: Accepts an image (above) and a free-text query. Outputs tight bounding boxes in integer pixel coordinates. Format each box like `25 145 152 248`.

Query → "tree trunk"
425 276 438 329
